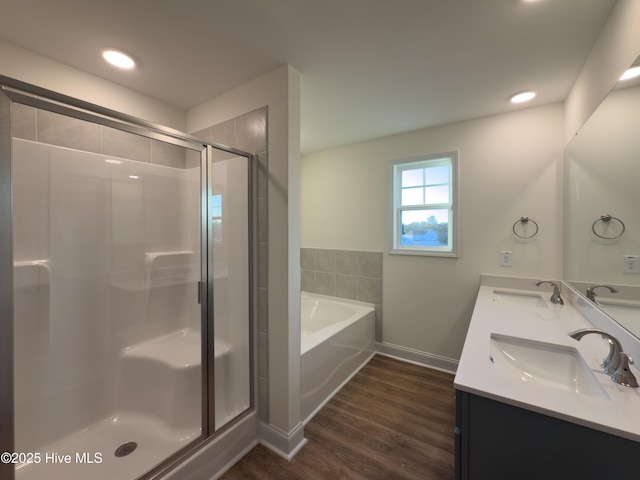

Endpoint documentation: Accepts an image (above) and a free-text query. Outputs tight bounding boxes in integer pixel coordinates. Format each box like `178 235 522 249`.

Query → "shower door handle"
197 281 203 304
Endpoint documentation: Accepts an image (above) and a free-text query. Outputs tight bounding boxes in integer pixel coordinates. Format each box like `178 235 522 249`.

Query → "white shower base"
16 328 212 480
15 411 200 480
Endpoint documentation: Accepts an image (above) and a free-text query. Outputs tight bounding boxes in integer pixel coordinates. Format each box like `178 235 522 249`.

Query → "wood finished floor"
221 355 456 480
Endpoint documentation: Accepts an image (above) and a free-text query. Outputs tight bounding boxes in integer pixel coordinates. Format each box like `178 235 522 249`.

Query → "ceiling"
0 0 617 153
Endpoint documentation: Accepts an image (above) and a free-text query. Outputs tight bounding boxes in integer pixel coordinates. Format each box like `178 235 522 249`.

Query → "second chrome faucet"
568 328 638 388
534 280 564 305
585 284 618 304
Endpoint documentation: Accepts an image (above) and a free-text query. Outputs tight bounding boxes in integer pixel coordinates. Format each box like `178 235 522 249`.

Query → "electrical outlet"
622 255 639 273
500 251 512 267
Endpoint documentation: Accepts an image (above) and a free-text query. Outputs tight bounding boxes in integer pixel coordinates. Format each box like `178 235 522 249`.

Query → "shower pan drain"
114 442 138 457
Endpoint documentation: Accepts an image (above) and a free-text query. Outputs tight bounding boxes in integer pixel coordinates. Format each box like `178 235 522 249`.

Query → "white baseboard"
258 421 307 461
375 342 458 374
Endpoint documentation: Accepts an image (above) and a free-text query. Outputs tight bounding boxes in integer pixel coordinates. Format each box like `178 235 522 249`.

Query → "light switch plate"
500 251 512 267
622 255 639 273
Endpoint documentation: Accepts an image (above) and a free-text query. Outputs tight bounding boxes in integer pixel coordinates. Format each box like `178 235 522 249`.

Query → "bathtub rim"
300 292 375 355
301 291 377 310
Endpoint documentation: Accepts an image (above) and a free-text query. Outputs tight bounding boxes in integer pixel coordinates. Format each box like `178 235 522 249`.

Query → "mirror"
565 56 640 338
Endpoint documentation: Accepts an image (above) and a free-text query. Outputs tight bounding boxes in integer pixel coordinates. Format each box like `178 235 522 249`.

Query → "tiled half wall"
301 248 383 341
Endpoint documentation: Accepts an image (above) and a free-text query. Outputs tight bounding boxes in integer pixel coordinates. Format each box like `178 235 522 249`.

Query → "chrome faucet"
534 280 564 305
569 328 622 373
612 353 638 388
585 284 618 304
568 328 638 388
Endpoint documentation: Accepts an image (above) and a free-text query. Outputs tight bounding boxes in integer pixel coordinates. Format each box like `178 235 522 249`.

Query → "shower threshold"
15 411 200 480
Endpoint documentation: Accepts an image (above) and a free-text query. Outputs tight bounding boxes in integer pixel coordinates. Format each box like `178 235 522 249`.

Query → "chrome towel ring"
592 214 625 240
512 216 538 239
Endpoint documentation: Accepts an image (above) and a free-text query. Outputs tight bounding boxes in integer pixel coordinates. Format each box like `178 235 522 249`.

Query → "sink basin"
492 289 548 308
489 334 609 399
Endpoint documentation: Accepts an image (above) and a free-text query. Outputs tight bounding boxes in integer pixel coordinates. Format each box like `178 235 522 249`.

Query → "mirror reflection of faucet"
534 280 564 305
585 284 618 304
568 328 639 388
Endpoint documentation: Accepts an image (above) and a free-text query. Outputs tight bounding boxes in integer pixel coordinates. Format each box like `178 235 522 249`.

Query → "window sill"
389 248 459 258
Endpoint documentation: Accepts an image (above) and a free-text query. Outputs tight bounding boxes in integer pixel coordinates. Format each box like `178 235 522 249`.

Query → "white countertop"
454 281 640 442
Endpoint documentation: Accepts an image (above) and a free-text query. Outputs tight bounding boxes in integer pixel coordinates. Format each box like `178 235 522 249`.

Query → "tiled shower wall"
12 104 197 168
301 248 383 341
193 107 269 422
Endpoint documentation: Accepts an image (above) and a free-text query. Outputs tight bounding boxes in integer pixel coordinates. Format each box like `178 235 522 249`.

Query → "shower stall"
0 78 255 480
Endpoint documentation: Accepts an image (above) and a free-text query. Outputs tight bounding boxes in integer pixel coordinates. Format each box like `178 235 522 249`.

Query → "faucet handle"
611 353 639 388
603 339 622 374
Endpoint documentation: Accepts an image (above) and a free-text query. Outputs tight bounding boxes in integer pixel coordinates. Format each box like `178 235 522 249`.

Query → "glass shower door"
11 106 204 480
210 153 251 430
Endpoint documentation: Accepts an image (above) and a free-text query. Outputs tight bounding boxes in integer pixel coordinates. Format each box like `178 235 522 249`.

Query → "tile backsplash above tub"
301 248 382 305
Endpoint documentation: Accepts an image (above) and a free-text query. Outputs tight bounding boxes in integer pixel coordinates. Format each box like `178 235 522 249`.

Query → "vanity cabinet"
455 390 640 480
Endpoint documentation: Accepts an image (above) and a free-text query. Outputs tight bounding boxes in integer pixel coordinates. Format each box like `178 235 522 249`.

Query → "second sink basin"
489 334 609 400
492 289 548 308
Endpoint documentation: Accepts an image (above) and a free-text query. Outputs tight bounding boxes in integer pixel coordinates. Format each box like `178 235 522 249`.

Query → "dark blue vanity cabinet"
455 390 640 480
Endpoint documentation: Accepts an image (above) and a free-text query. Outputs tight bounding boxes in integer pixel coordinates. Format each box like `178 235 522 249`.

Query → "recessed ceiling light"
620 65 640 81
100 48 136 70
129 175 140 179
509 91 536 104
105 159 123 164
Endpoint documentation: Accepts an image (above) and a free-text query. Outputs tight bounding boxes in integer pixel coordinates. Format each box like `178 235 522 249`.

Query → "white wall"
0 39 185 129
564 0 640 142
302 103 564 361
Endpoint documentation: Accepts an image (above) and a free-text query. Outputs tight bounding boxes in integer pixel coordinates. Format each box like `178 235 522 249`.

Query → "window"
212 194 223 243
391 152 458 257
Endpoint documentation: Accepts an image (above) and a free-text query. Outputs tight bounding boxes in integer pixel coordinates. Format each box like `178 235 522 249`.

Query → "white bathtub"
300 292 375 422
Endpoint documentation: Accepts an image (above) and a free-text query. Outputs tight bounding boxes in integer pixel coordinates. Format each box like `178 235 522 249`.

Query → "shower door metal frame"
204 147 257 436
0 81 15 480
0 76 256 480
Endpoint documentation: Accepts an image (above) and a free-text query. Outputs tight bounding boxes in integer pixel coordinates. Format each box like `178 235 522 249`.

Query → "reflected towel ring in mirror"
512 216 539 239
591 214 625 240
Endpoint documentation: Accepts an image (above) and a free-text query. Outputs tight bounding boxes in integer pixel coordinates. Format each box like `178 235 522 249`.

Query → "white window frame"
390 152 459 257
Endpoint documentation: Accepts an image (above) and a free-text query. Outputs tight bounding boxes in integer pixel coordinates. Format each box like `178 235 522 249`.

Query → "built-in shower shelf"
144 251 197 276
14 259 50 268
145 250 193 259
110 275 199 292
122 328 201 368
142 250 200 292
13 259 50 287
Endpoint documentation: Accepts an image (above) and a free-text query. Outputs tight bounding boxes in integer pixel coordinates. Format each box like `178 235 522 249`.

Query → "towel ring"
592 214 625 240
512 216 538 239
